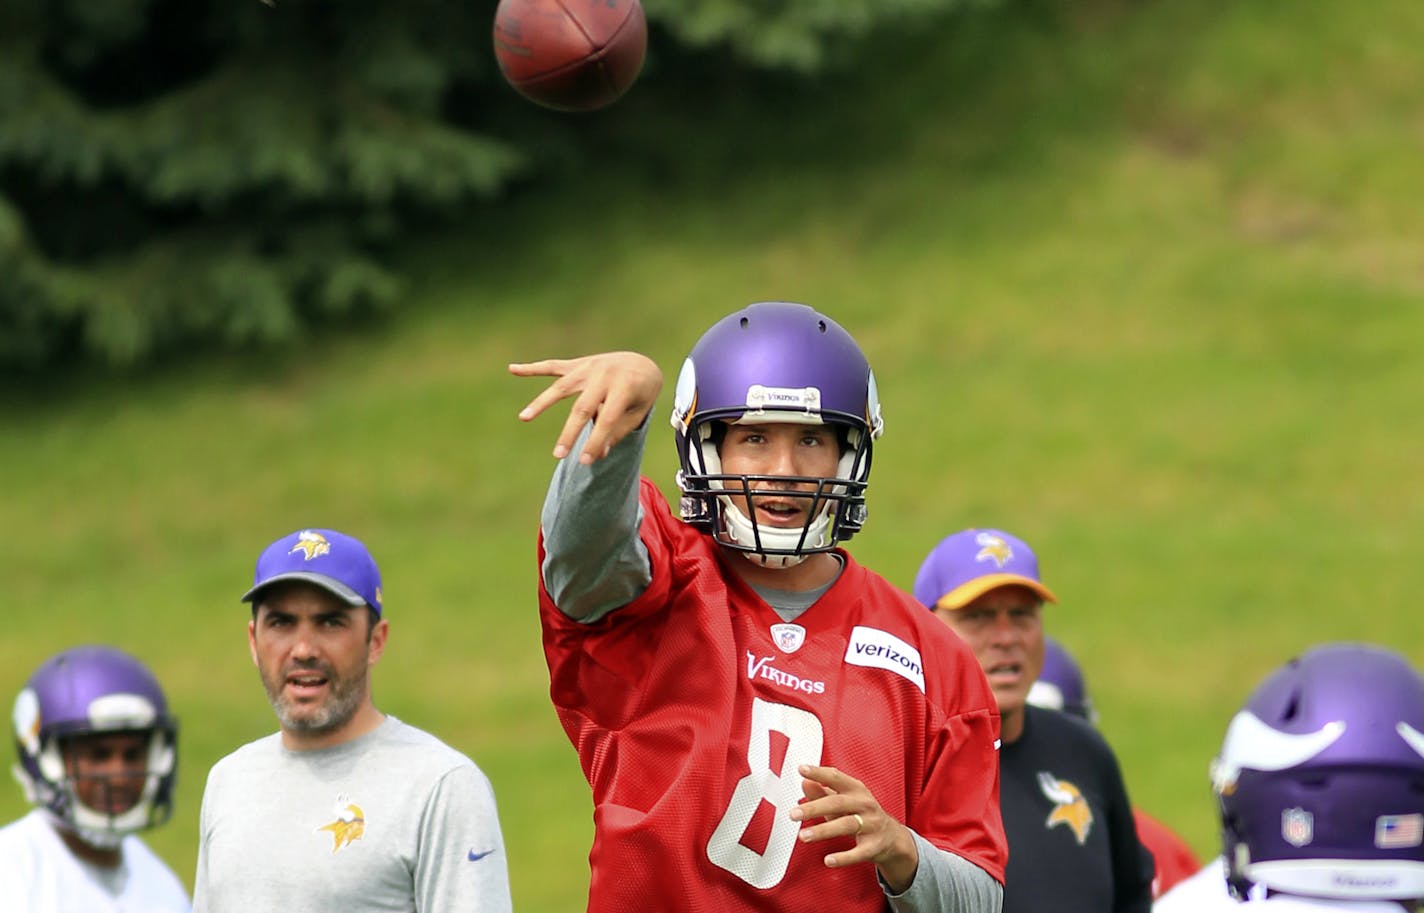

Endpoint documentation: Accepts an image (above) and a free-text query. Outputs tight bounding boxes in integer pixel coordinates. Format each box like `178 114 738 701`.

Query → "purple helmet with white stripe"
1210 643 1424 902
11 645 178 847
669 302 884 567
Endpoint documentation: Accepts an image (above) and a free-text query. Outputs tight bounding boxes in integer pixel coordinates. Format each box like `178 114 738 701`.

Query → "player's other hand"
510 352 663 464
790 764 920 894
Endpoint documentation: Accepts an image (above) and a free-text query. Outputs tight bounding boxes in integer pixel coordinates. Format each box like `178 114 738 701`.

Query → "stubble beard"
262 661 368 736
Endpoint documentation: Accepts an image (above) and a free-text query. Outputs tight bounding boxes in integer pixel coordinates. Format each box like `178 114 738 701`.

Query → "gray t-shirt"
193 716 511 913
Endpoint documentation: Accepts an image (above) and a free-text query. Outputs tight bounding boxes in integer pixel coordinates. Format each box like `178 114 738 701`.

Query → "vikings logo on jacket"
1037 771 1094 845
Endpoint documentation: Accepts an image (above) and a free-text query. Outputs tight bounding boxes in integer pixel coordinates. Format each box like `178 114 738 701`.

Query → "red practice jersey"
539 478 1007 913
1133 809 1202 899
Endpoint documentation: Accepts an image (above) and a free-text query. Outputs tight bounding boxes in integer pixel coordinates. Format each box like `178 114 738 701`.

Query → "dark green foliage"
0 0 982 371
648 0 987 71
0 0 522 370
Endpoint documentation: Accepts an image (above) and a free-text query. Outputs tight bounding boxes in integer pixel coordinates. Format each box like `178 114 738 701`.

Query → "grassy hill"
4 0 1424 909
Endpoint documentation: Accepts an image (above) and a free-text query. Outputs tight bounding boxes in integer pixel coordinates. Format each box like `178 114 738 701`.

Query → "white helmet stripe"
1399 722 1424 760
1212 711 1346 793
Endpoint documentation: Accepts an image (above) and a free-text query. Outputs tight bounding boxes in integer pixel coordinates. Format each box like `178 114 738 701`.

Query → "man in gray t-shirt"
193 528 512 913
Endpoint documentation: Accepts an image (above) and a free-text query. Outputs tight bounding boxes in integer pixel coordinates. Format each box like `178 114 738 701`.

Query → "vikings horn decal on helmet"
11 645 178 848
669 302 884 568
1209 642 1424 902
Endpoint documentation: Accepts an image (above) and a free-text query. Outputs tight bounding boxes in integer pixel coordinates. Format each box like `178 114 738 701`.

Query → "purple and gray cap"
913 528 1058 611
241 528 383 616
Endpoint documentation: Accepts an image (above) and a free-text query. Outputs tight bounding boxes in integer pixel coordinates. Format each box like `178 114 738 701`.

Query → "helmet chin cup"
738 548 807 570
715 498 821 568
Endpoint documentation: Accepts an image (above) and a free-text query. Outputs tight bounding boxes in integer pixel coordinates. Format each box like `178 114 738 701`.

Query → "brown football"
493 0 647 112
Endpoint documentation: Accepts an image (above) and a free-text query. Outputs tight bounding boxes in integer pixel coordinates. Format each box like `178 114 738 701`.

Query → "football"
492 0 647 113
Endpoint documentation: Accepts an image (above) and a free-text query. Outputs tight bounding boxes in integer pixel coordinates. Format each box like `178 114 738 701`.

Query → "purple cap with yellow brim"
913 527 1058 611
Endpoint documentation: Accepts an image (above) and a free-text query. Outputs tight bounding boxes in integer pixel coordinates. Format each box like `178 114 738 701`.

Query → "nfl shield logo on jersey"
770 624 806 654
1281 807 1314 847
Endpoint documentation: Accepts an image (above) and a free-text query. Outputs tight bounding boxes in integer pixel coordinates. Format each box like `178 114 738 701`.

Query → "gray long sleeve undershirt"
539 419 1002 913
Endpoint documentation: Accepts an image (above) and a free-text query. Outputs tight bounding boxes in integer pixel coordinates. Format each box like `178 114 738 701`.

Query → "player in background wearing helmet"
192 528 513 913
1027 636 1202 899
914 527 1155 913
0 645 190 912
1154 642 1424 912
511 302 1007 913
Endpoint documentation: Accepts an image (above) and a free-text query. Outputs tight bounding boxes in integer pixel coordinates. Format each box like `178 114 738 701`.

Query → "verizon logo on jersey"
845 626 925 693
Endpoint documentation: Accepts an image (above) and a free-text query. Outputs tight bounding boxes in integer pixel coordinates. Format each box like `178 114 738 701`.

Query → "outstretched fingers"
510 360 580 422
509 352 663 463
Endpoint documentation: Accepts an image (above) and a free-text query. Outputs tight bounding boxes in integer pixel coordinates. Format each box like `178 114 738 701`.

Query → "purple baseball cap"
913 528 1058 611
241 528 384 616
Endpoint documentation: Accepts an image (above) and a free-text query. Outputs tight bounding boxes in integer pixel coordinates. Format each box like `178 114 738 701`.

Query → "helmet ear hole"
706 421 728 451
37 743 66 784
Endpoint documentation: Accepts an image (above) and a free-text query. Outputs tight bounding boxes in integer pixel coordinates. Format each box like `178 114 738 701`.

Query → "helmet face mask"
1211 643 1424 902
669 302 884 567
11 646 178 848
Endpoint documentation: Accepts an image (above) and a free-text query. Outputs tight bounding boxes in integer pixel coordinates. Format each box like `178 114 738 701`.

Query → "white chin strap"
38 806 125 850
716 498 832 568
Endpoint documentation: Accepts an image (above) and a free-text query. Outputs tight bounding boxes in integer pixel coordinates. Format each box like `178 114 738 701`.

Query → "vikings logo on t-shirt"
318 794 366 853
1037 771 1093 845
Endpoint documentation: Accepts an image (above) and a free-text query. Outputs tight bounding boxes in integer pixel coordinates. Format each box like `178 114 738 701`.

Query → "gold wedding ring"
852 813 865 835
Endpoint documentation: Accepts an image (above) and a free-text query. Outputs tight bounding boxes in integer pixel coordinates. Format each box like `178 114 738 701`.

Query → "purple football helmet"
1027 636 1099 725
11 645 178 847
669 302 884 567
1210 643 1424 902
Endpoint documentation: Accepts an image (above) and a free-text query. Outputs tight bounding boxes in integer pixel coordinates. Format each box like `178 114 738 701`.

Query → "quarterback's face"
249 583 387 747
62 731 148 817
718 422 841 529
935 585 1045 743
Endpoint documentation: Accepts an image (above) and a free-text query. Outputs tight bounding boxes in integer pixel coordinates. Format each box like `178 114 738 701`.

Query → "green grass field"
4 0 1424 909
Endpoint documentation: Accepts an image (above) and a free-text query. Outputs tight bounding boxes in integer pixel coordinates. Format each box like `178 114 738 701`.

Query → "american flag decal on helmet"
1376 814 1423 849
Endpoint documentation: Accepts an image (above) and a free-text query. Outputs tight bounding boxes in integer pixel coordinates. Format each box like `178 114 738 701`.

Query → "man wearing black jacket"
914 527 1154 913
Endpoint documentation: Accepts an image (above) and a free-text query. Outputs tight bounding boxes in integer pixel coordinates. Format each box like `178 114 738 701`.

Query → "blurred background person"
1154 641 1424 912
0 644 189 912
915 526 1154 913
1028 635 1202 899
